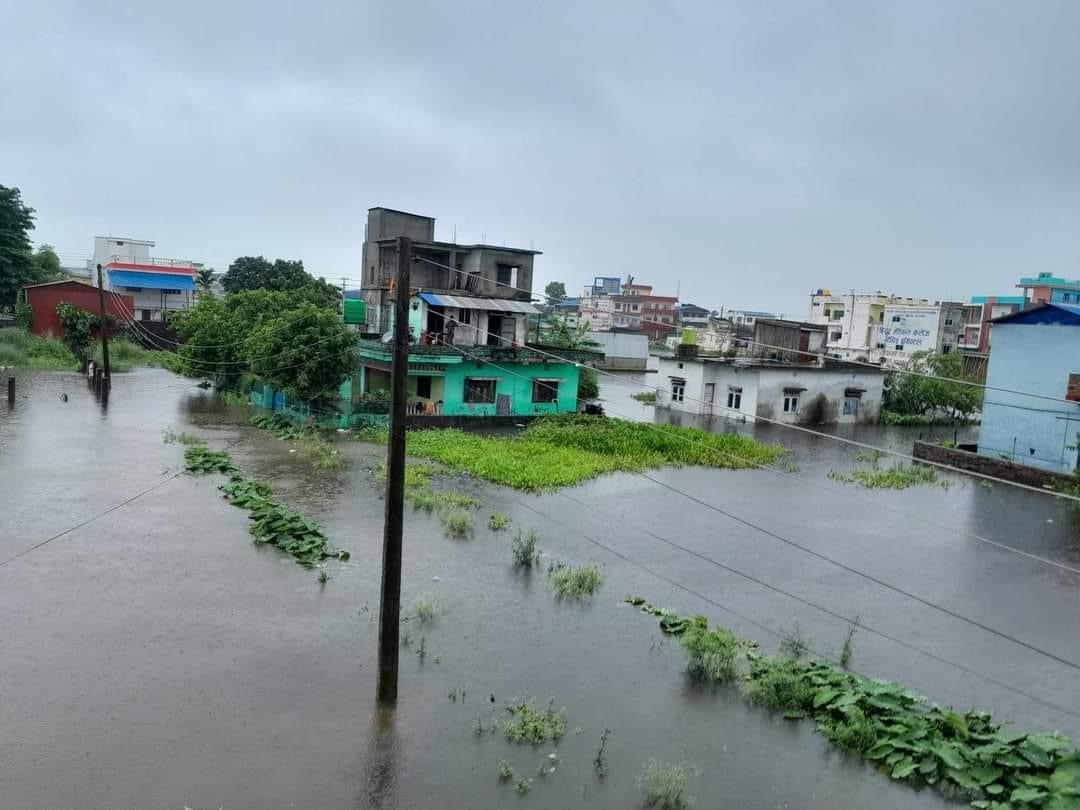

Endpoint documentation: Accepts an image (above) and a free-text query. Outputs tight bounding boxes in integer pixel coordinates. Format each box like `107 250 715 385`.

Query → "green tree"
544 281 567 302
246 304 358 403
29 245 62 282
56 303 96 364
545 316 600 350
196 267 216 296
883 350 983 421
0 185 36 311
221 256 340 309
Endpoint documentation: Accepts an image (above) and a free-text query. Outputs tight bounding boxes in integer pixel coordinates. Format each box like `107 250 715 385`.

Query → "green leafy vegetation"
442 509 474 539
511 529 540 568
397 415 784 492
547 562 602 599
248 413 346 470
183 446 238 474
0 186 65 310
828 463 945 490
162 428 205 445
91 338 171 372
883 350 983 422
681 623 740 682
498 759 514 781
840 616 860 669
638 760 693 809
578 366 600 399
220 390 250 407
0 328 77 369
414 598 441 624
487 511 511 531
778 621 810 660
503 698 567 744
629 598 1080 808
631 391 658 404
56 303 96 365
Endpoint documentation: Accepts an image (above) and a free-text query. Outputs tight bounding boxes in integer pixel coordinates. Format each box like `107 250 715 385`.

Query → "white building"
88 236 201 321
578 293 614 331
654 354 885 424
725 309 778 330
808 290 964 365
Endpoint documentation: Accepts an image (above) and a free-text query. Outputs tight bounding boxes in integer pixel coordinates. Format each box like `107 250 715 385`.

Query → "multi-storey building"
88 236 201 321
1016 273 1080 306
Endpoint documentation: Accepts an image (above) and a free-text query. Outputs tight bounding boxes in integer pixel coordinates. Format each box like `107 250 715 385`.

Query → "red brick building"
23 280 133 338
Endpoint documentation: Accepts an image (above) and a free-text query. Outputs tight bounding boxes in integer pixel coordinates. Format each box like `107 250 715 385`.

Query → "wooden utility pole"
95 264 111 395
377 236 411 703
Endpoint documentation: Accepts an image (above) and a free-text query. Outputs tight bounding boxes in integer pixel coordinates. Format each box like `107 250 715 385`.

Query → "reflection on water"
358 704 400 810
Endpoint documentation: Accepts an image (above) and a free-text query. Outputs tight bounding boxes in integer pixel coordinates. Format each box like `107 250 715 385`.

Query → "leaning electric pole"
95 263 111 397
377 236 411 703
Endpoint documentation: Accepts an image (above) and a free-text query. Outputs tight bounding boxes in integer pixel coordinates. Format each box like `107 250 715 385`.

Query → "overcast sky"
4 1 1079 316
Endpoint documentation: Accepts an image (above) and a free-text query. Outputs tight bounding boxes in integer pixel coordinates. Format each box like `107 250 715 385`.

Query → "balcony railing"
106 255 197 269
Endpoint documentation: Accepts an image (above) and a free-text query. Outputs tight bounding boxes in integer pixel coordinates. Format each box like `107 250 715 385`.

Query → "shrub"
547 562 602 599
637 760 692 809
512 529 540 568
680 624 739 682
442 509 474 539
488 512 511 531
503 699 567 744
746 660 815 716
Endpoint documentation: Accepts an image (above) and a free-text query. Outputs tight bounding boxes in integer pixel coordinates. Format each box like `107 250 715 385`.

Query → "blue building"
978 303 1080 474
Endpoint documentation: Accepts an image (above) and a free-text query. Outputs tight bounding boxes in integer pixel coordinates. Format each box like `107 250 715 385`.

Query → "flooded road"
2 368 1078 809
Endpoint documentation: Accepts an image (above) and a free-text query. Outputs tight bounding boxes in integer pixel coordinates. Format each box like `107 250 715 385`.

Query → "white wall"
979 322 1080 473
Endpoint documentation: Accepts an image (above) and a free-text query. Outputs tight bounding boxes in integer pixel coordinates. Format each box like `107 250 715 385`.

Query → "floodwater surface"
1 368 1078 809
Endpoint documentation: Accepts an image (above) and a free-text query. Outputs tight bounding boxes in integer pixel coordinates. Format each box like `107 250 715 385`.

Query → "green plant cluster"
399 415 785 492
638 759 693 810
511 529 540 567
442 509 474 538
183 446 239 474
56 303 96 363
248 414 344 470
503 699 567 744
219 474 349 567
487 512 511 531
0 328 76 369
547 562 602 599
162 428 205 446
377 462 481 515
629 598 1080 809
624 597 710 636
828 463 945 490
91 338 173 372
631 391 658 404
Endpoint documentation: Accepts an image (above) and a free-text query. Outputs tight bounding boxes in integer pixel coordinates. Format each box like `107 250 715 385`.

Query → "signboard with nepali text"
877 306 940 359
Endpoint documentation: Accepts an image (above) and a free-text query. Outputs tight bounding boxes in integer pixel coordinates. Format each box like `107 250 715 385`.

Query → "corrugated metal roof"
418 291 540 314
108 270 195 290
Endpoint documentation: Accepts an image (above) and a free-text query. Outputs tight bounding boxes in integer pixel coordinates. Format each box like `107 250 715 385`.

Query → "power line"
434 310 1080 504
436 339 1080 675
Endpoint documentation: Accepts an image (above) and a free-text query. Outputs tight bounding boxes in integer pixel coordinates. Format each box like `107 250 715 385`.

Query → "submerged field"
381 414 786 491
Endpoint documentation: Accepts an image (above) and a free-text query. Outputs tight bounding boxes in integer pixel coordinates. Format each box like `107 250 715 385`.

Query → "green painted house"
354 340 598 418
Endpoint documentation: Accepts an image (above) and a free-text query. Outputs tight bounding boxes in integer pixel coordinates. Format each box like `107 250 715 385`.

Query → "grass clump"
778 621 810 661
220 390 250 407
414 597 441 624
401 414 784 492
829 463 944 490
746 658 816 717
0 328 77 369
487 511 511 531
442 509 474 539
511 529 541 568
504 698 567 744
162 427 205 445
547 562 602 599
638 760 693 809
839 616 860 669
296 434 344 470
631 391 658 404
91 338 168 372
498 760 514 781
680 624 740 682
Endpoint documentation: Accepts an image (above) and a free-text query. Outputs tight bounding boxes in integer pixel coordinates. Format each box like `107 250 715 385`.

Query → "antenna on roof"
453 224 457 243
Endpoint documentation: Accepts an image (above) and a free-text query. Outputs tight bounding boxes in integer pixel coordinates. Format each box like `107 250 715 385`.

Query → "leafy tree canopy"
221 256 340 309
0 185 36 311
544 281 567 302
883 350 983 421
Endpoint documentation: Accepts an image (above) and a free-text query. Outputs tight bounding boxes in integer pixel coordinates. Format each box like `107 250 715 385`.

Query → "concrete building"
725 309 778 332
654 354 885 424
87 236 200 321
360 207 539 335
1016 273 1080 306
586 330 649 370
548 297 581 328
578 294 614 330
677 303 713 328
978 303 1080 474
586 276 621 297
610 283 678 338
958 296 1025 355
807 289 964 364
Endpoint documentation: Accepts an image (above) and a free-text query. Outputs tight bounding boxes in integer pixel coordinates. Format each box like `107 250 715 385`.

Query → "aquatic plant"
839 616 860 669
779 621 810 661
317 568 329 584
498 760 514 781
829 463 944 490
511 529 541 568
414 597 441 624
680 624 740 682
442 509 474 539
637 759 693 809
488 512 511 531
547 562 602 599
504 698 567 744
183 446 238 474
513 778 531 794
399 415 785 492
162 428 205 445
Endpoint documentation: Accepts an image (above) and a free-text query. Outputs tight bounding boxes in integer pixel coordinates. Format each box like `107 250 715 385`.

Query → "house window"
495 264 518 288
829 310 845 320
670 380 685 402
532 379 559 403
843 397 860 416
895 344 904 351
703 382 715 404
830 331 842 342
875 342 886 349
727 386 742 410
944 318 954 326
464 378 497 404
416 376 432 399
631 304 640 312
891 315 901 323
941 344 952 354
783 391 800 413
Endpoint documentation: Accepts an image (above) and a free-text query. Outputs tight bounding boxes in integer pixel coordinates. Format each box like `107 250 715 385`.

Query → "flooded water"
2 368 1078 809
